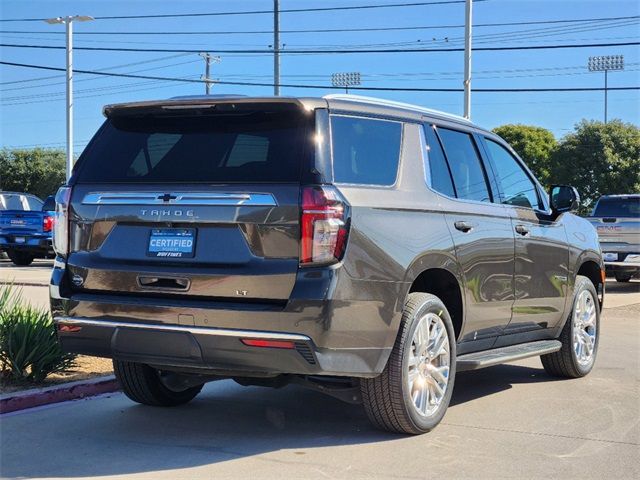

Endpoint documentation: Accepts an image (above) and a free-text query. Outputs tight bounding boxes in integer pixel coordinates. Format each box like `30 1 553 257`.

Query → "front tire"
541 275 600 378
113 360 203 406
7 250 34 266
360 292 456 434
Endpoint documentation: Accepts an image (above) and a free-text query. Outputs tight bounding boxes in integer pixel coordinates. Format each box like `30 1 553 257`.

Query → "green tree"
0 148 66 200
492 124 557 187
550 120 640 211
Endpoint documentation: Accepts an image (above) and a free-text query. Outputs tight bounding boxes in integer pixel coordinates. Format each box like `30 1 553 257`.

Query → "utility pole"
588 55 624 123
44 15 94 182
199 53 220 95
463 0 472 119
273 0 280 96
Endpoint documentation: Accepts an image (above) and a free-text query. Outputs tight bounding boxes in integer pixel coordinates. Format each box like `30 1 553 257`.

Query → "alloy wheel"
407 312 451 417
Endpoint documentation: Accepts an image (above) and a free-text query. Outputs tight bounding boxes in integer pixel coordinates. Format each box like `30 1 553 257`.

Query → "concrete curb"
0 281 49 287
0 375 120 414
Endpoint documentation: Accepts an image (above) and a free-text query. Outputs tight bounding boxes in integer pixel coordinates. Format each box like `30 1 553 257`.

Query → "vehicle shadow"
1 364 559 479
451 363 560 407
605 278 640 294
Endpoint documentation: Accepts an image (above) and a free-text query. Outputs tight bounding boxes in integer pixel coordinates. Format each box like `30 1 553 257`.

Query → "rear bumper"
50 259 402 378
0 234 53 255
53 316 390 378
54 316 324 376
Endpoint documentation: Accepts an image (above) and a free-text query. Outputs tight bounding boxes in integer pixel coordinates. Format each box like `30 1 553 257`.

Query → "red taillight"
43 215 54 232
300 185 350 266
241 339 296 349
58 324 82 333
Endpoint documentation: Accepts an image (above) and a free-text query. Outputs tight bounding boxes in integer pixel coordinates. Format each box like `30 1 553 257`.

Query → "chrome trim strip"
54 316 310 341
82 192 277 206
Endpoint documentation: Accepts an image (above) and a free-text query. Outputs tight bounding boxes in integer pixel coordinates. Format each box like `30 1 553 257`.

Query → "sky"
0 0 639 153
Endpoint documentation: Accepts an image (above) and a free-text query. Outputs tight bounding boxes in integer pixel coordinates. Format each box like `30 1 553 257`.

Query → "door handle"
515 224 530 236
454 221 474 233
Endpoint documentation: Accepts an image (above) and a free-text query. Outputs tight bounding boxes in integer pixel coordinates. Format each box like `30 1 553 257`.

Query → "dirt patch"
0 355 113 394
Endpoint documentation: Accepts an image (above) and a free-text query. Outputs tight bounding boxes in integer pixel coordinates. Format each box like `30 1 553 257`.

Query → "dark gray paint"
51 95 604 378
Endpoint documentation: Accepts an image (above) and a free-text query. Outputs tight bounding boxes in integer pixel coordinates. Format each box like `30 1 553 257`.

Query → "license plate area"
14 237 26 244
147 228 196 258
603 252 618 262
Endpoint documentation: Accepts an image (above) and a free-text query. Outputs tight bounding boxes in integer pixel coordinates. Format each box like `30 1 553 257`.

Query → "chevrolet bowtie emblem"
158 193 177 202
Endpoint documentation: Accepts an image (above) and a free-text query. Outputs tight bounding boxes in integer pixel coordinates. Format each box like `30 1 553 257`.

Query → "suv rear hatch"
65 100 314 302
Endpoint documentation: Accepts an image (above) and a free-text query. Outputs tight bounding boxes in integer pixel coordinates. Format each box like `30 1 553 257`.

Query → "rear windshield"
75 109 311 183
0 194 43 211
593 197 640 218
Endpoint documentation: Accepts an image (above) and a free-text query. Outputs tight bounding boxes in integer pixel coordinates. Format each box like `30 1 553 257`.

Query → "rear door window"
75 109 310 183
423 124 456 197
436 128 492 202
331 115 401 186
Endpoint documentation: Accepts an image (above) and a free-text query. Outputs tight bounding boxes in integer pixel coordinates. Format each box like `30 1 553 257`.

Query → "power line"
1 40 638 54
1 14 637 35
5 19 636 49
0 57 201 92
0 1 483 22
0 53 192 86
1 60 638 94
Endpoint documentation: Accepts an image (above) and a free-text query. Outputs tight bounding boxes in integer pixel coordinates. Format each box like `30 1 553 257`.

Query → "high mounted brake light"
52 186 71 256
300 185 350 266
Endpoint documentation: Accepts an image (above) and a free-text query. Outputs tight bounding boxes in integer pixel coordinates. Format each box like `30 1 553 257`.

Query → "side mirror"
550 185 580 214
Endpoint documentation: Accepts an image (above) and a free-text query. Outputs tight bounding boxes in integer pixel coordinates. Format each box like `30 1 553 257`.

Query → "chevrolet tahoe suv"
51 95 604 434
588 194 639 282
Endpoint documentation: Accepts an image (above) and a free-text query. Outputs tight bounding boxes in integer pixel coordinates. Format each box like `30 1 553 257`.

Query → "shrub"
0 285 76 383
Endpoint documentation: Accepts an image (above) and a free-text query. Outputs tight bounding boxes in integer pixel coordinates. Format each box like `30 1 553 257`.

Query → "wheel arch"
403 253 465 341
576 258 604 308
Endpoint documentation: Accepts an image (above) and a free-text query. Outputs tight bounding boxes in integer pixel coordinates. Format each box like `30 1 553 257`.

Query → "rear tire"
614 272 633 283
541 275 599 378
113 360 203 406
360 292 456 435
7 250 34 266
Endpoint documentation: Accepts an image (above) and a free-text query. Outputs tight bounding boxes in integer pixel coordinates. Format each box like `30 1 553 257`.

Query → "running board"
456 340 562 371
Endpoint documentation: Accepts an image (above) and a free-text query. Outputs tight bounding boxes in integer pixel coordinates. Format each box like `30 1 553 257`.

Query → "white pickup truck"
588 194 640 282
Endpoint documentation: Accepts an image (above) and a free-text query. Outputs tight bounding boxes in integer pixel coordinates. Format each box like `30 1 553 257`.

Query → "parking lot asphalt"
0 261 638 480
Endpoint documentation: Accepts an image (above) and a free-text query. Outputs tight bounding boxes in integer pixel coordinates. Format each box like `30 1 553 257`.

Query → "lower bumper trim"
53 316 311 342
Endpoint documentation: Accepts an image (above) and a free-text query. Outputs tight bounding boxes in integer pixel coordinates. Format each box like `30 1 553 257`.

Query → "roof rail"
169 94 247 100
323 94 471 123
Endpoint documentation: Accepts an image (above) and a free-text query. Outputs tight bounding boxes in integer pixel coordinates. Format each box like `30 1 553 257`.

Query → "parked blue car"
0 192 55 266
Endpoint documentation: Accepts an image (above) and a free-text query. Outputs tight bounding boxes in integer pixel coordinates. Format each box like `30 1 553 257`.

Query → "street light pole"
65 19 73 181
45 15 94 182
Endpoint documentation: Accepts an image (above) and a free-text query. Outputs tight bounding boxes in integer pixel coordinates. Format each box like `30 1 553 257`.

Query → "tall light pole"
44 15 94 182
273 0 280 96
588 55 624 123
463 0 473 119
331 72 361 94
